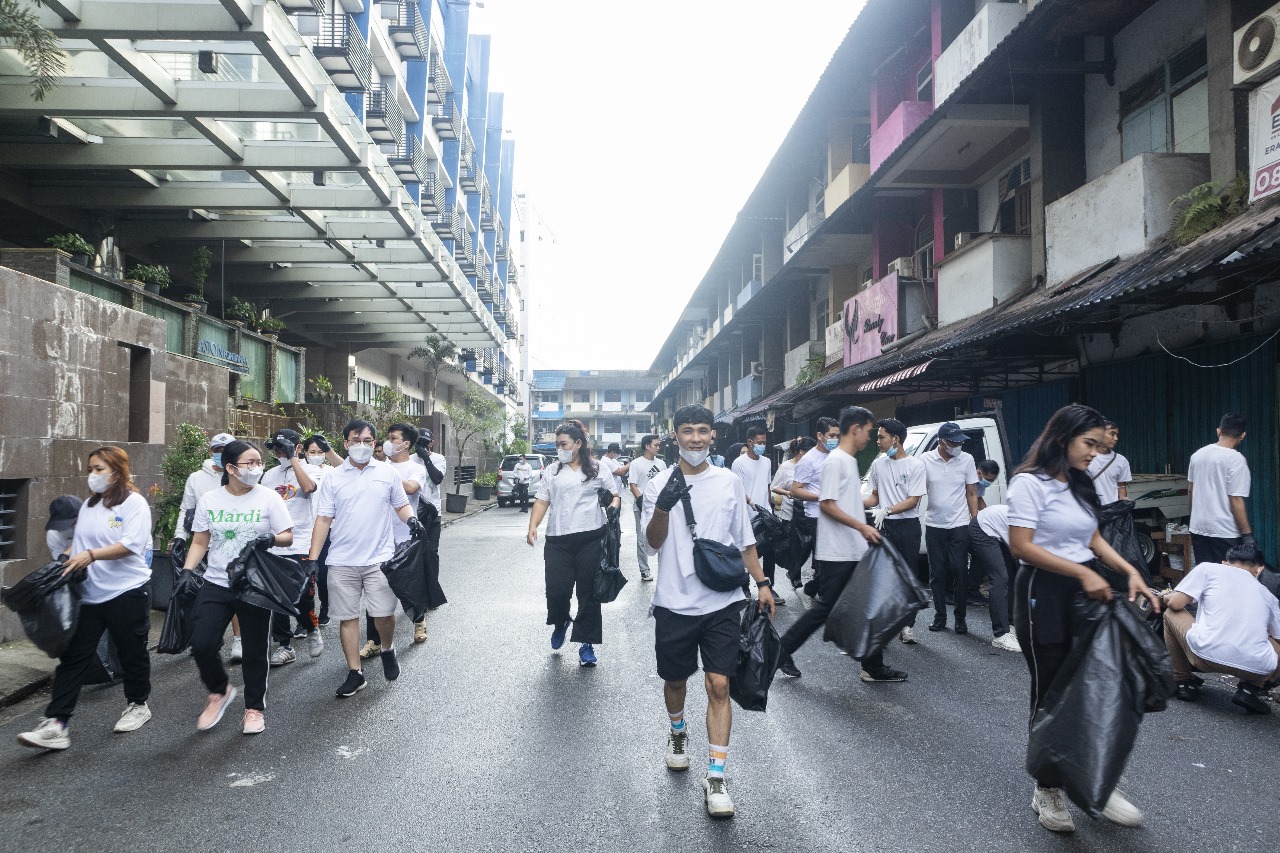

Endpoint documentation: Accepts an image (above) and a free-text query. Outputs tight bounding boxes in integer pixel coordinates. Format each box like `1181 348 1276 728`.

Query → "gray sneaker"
269 646 296 666
114 702 152 733
703 776 735 818
665 730 690 771
308 630 324 658
17 718 69 751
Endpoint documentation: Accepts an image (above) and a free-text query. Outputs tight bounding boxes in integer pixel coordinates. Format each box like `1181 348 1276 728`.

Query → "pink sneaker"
242 709 265 735
196 686 237 731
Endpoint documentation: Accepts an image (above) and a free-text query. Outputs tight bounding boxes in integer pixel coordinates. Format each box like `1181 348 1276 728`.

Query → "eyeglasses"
347 438 376 446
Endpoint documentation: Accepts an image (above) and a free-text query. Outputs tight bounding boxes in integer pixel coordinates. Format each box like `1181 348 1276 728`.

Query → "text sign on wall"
1249 76 1280 202
844 275 899 366
197 339 249 373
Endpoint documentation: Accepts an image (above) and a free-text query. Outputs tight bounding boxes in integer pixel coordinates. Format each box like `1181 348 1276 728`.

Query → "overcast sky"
471 1 866 373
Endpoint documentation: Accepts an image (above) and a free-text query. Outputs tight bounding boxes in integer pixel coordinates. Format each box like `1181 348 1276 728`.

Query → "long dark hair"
219 440 260 487
86 446 140 510
1016 404 1106 516
555 420 597 481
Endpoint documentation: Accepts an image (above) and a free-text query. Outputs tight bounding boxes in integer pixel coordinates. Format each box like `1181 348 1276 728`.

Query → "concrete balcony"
870 100 932 173
736 374 762 407
824 318 845 365
935 233 1032 327
1045 152 1210 286
600 401 623 413
736 279 762 310
824 163 870 214
934 0 1030 107
784 340 823 387
784 210 824 260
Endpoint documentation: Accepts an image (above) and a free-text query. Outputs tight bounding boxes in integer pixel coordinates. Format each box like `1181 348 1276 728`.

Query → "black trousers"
514 482 530 509
1191 533 1241 566
272 562 316 645
46 585 151 723
969 518 1016 635
881 517 922 627
190 582 273 711
544 528 604 645
779 559 884 670
315 535 331 621
926 525 971 621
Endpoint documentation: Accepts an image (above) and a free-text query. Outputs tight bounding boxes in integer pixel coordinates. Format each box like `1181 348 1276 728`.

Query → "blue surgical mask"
976 478 991 495
824 439 839 452
752 444 765 457
886 446 898 458
212 452 222 468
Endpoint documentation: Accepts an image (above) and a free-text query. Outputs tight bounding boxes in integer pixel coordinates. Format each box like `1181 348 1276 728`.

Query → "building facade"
531 371 656 452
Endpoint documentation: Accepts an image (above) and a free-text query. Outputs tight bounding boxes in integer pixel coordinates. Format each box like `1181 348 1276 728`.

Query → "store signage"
844 276 899 366
197 339 249 373
1248 75 1280 202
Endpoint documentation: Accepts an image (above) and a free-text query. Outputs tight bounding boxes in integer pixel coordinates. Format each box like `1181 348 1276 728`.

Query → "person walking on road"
1007 403 1159 834
1187 412 1253 565
1087 421 1131 506
864 418 926 644
512 454 534 512
788 418 840 591
305 420 421 698
732 425 785 605
182 441 294 735
627 435 667 581
17 448 154 751
968 504 1020 653
923 422 979 634
777 407 906 683
526 420 620 667
641 404 776 818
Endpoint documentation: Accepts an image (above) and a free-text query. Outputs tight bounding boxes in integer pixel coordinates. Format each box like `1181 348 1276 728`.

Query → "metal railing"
365 84 405 146
313 13 372 91
433 94 460 139
388 1 428 60
388 134 428 185
430 201 453 236
459 149 479 191
278 0 326 15
421 164 443 214
475 263 493 299
429 49 453 102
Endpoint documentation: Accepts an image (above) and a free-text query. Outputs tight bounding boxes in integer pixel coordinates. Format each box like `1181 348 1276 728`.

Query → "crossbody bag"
675 468 749 592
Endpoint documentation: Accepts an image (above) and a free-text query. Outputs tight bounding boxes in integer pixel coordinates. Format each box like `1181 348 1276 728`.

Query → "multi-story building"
649 0 1280 550
531 370 657 452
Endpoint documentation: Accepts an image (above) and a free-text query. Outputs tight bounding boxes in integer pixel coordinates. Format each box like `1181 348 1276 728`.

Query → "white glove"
871 506 889 529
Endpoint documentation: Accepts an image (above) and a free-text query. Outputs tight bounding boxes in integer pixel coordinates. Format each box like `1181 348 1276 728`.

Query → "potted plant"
473 471 497 500
228 296 257 327
186 245 211 310
255 314 285 340
128 263 171 295
441 385 504 513
47 233 94 266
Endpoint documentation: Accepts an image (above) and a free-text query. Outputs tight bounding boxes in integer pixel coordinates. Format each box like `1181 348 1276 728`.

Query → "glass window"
1120 38 1206 161
573 390 590 403
604 389 622 402
635 390 654 403
238 336 268 401
275 349 298 403
603 419 622 433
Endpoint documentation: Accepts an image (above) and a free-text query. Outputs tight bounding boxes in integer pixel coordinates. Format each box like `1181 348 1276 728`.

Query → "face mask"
976 479 990 494
556 448 576 464
679 447 710 466
231 464 262 486
347 443 374 463
752 444 766 457
87 472 111 494
886 446 898 458
212 452 222 468
944 443 963 458
383 440 401 458
824 438 839 452
306 454 325 467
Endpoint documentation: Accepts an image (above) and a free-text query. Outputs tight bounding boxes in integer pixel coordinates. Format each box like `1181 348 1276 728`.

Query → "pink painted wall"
844 273 901 366
870 100 934 172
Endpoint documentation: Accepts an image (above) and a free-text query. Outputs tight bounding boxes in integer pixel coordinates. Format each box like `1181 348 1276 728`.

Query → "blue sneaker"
550 619 572 650
579 644 597 667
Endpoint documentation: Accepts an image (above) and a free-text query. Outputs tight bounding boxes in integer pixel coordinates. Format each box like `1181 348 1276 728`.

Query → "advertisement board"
1249 75 1280 202
843 275 899 366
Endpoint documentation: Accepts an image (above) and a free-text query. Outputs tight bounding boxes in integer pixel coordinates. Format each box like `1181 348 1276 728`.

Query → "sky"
469 1 867 374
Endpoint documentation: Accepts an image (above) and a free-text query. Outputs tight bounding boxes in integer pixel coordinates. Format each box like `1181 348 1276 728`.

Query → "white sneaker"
665 730 690 771
308 630 324 658
703 776 735 818
1102 789 1144 827
229 636 243 663
1031 786 1075 833
17 718 70 751
899 627 917 645
991 632 1022 653
269 646 296 666
113 702 152 733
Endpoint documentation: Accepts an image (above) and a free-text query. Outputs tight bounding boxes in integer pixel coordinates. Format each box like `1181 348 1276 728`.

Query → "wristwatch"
756 578 772 588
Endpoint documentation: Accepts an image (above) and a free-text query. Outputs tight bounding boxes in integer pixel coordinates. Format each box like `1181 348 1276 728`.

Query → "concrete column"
1029 45 1086 285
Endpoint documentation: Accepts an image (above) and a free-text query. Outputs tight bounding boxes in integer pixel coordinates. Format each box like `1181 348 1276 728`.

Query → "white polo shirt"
388 457 427 544
261 461 323 557
419 452 448 512
867 455 927 520
792 447 831 520
922 449 978 529
815 447 870 563
535 459 618 536
977 504 1010 544
600 455 625 496
1176 562 1280 674
315 457 410 566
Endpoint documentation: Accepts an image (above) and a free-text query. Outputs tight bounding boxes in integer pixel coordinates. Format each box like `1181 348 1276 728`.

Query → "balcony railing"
492 291 508 322
428 49 452 103
278 0 325 14
387 1 428 61
433 94 461 139
430 202 453 236
313 13 372 91
388 134 428 185
421 163 443 215
503 314 519 340
475 263 493 299
365 84 405 146
480 183 494 230
459 150 479 191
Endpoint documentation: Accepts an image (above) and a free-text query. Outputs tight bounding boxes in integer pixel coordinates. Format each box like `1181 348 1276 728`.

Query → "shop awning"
857 359 933 392
532 371 567 391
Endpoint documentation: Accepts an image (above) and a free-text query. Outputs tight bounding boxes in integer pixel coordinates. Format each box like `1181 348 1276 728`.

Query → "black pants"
788 513 817 584
514 482 530 510
926 525 971 621
1192 533 1241 566
46 585 151 723
780 559 884 670
881 517 922 627
272 563 316 646
190 582 273 711
969 518 1016 635
316 535 331 621
544 527 604 645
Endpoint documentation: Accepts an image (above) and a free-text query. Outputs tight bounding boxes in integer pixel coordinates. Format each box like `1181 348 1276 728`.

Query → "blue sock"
669 710 685 733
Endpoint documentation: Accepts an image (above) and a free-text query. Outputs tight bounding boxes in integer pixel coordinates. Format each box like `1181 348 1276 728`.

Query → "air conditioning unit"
954 232 982 250
1235 2 1280 86
887 256 916 278
749 362 764 378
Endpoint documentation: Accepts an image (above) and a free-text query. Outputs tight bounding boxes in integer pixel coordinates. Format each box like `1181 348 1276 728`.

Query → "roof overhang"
877 104 1030 189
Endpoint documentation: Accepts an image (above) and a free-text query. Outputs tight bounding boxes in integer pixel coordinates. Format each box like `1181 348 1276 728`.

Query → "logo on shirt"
207 509 263 523
274 483 299 502
108 515 123 529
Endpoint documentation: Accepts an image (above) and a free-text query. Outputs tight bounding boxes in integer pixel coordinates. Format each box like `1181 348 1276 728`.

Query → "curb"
441 499 498 530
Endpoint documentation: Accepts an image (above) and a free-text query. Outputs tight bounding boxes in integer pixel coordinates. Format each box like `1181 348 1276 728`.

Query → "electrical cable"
1156 327 1280 368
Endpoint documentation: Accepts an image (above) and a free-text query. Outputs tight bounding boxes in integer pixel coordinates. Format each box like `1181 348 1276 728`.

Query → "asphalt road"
2 503 1278 852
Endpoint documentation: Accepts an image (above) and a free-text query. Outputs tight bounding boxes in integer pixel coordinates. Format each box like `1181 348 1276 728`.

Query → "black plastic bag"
787 510 815 581
822 539 929 660
1 561 82 658
1026 597 1174 817
416 500 448 610
1099 500 1152 584
751 506 788 550
227 546 308 617
730 604 782 712
157 568 204 655
593 513 627 603
381 538 433 622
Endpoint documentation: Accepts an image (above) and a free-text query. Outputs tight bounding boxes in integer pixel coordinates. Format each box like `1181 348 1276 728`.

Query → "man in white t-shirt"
1161 542 1280 714
777 406 906 683
788 417 841 591
261 429 325 664
1087 420 1132 506
732 425 785 605
642 404 774 819
628 435 667 580
1187 412 1254 566
863 418 927 644
512 455 535 512
922 422 979 634
600 443 626 497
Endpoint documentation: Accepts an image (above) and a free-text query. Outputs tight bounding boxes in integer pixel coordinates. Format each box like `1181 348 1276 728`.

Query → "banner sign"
197 339 249 373
1249 75 1280 202
843 275 899 366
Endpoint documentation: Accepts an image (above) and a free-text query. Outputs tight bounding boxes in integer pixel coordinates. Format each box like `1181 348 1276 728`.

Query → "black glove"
253 534 276 550
606 505 620 525
1240 533 1257 548
169 537 185 555
655 475 692 513
312 435 331 453
274 439 295 459
299 558 318 577
597 487 613 508
407 516 425 540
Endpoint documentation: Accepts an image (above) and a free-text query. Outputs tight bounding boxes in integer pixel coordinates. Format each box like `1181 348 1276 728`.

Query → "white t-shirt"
1188 443 1251 537
1006 473 1097 564
792 447 831 520
922 449 978 529
1176 562 1280 675
815 447 869 563
315 458 410 566
419 452 447 511
600 455 625 497
261 462 323 556
1087 450 1132 506
535 459 618 536
731 453 773 508
977 504 1010 544
642 465 752 616
867 455 927 520
771 458 798 522
47 528 73 562
628 457 667 507
388 457 427 544
72 492 153 605
175 460 222 540
192 485 293 587
513 462 535 484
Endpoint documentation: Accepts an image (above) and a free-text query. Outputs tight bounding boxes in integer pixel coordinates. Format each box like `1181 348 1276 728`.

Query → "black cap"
420 428 433 442
46 495 82 531
271 428 302 445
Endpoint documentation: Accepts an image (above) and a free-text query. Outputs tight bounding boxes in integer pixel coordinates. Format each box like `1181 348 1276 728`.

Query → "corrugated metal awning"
857 359 933 392
531 371 567 391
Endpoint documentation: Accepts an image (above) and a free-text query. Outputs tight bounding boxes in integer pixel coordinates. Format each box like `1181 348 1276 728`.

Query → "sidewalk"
0 496 498 708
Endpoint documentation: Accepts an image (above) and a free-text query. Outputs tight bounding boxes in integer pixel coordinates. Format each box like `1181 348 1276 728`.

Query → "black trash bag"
227 545 308 618
1098 500 1153 585
787 510 815 581
157 568 205 655
822 539 929 660
1025 597 1174 818
416 500 448 610
381 538 433 622
730 604 782 712
593 513 627 603
751 506 789 550
1 561 83 658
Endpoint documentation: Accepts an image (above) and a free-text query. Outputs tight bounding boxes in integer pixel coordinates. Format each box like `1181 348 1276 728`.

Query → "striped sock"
669 710 685 733
708 744 728 778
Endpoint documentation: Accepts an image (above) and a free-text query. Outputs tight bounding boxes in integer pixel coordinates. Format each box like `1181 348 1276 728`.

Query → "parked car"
497 454 546 506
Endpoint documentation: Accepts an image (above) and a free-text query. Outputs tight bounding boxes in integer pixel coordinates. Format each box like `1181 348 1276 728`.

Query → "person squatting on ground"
1161 542 1280 714
526 419 619 667
788 418 840 590
513 454 535 512
922 422 979 634
1187 412 1253 566
863 418 926 644
642 404 776 818
968 504 1020 653
627 434 667 581
305 420 422 698
1007 403 1160 834
731 425 785 606
18 448 155 751
183 440 294 735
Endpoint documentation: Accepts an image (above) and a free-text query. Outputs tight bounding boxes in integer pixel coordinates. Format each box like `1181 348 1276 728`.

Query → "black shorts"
653 600 746 682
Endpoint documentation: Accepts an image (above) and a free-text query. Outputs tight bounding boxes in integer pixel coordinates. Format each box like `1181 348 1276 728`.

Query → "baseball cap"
270 428 302 445
419 428 433 442
210 432 235 449
937 422 965 443
46 495 83 531
607 442 621 453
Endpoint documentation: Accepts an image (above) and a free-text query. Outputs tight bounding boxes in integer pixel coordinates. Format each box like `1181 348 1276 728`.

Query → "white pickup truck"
862 413 1188 567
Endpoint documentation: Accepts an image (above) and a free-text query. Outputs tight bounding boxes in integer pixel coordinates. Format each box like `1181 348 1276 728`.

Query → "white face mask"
556 448 576 464
679 447 710 467
231 464 262 486
306 454 325 467
87 472 111 494
347 443 374 463
943 442 962 458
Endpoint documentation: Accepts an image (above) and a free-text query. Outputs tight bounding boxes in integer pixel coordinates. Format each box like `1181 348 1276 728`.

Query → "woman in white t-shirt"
182 440 293 736
1007 404 1160 835
527 420 620 667
17 448 155 752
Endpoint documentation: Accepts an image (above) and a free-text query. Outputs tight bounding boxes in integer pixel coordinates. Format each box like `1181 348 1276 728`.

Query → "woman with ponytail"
526 420 620 666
